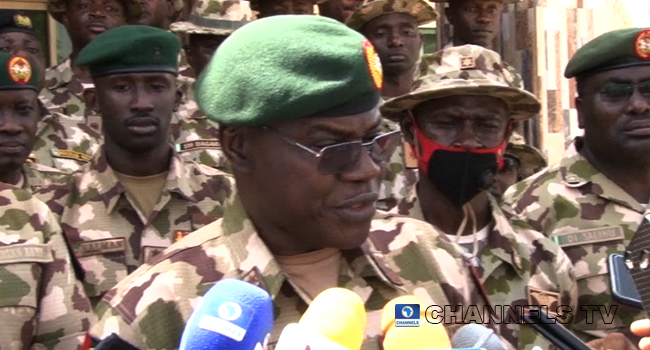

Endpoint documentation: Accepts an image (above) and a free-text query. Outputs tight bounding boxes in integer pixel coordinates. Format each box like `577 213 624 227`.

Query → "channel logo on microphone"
395 304 420 327
198 297 254 341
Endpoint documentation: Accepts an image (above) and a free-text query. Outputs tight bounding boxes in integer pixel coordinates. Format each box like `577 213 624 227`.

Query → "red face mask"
409 115 508 208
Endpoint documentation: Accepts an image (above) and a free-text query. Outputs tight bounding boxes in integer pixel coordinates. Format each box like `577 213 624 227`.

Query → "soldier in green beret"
0 53 95 350
168 0 251 170
0 53 69 193
489 131 547 201
345 0 437 213
42 0 140 121
91 15 478 350
0 10 103 175
504 27 650 344
36 25 236 309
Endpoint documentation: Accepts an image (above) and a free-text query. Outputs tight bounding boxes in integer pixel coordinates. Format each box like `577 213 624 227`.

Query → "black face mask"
426 150 497 208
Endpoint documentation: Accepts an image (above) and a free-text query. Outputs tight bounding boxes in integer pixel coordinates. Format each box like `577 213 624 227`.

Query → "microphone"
451 324 508 350
274 288 366 350
178 278 274 350
381 295 452 350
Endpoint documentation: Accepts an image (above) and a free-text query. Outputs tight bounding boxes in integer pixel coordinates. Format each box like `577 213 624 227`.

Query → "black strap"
624 216 650 317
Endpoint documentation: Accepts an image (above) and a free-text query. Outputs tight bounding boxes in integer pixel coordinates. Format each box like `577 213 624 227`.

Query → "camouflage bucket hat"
47 0 141 23
429 0 520 3
381 45 541 121
170 0 253 35
506 132 547 177
345 0 438 32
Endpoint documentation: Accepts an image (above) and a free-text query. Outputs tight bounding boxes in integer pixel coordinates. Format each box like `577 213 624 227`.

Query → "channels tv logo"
199 297 254 341
395 304 420 327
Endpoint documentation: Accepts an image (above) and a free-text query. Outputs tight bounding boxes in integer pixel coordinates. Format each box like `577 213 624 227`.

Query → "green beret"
196 15 383 127
565 27 650 79
0 53 39 91
76 25 181 78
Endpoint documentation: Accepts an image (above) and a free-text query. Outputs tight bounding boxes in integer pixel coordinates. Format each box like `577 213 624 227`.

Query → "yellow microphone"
381 295 452 350
275 288 367 350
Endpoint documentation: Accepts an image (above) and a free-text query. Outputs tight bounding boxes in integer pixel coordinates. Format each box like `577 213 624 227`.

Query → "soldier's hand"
586 332 639 350
631 319 650 350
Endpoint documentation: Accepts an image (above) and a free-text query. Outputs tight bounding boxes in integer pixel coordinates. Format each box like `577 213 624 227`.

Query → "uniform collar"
85 145 200 214
560 137 644 212
218 196 407 303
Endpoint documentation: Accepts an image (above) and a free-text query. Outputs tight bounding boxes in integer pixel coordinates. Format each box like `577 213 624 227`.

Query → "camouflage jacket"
36 146 236 305
171 78 229 170
42 57 90 120
378 117 418 211
33 108 103 173
391 185 579 350
0 183 95 349
502 137 647 341
89 194 490 350
23 161 68 193
441 42 525 90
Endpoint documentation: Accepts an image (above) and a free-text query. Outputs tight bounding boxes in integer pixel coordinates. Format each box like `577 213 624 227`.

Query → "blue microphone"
179 278 274 350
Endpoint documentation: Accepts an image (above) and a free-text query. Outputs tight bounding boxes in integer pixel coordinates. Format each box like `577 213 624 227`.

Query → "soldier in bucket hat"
250 0 323 18
345 0 437 212
383 45 579 350
169 0 252 169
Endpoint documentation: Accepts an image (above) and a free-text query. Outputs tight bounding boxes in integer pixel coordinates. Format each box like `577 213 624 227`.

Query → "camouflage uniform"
91 194 480 350
32 108 103 173
168 0 253 169
502 137 647 341
0 182 95 349
41 57 90 120
392 186 578 349
22 161 68 193
35 146 236 305
505 132 547 180
344 0 438 211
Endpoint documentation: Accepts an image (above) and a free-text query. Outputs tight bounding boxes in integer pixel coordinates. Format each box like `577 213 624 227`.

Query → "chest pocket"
553 226 625 280
0 244 53 309
70 237 128 299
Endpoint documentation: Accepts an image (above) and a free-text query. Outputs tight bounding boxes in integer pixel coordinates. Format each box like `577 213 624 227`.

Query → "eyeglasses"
598 81 650 103
262 126 401 174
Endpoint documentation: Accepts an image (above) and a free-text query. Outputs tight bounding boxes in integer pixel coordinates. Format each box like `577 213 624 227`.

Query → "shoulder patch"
552 226 624 247
50 149 93 163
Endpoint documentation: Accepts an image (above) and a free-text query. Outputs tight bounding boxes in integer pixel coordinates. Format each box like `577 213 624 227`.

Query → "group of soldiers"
1 0 650 349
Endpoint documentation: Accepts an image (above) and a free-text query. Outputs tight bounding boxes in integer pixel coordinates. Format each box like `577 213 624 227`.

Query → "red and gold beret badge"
8 56 32 84
362 39 383 91
634 29 650 59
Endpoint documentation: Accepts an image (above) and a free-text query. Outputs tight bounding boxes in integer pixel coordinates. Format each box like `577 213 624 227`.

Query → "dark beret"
0 10 37 36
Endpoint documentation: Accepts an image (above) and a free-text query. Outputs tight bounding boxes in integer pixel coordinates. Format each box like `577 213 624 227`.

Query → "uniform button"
566 175 579 184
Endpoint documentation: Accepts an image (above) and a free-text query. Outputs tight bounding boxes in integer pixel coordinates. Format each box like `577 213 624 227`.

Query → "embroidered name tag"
527 287 561 317
142 246 167 263
552 226 624 247
51 149 93 163
73 238 126 258
0 243 52 264
175 139 221 152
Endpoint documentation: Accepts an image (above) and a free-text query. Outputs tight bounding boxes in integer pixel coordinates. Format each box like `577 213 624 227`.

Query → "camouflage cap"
47 0 141 23
505 132 547 178
170 0 252 36
381 45 540 121
345 0 438 32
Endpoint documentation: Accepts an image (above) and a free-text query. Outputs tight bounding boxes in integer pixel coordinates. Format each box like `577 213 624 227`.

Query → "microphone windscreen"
299 288 366 350
451 324 508 350
381 295 452 350
179 278 274 350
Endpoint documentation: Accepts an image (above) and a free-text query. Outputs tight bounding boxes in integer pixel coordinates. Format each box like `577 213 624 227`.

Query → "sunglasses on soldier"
262 126 401 174
598 80 650 103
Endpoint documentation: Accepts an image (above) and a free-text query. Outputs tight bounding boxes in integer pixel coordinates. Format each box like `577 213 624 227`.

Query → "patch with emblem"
526 287 561 317
14 14 32 28
460 56 476 69
552 226 624 248
175 139 221 152
142 246 167 263
8 56 32 84
362 39 383 91
50 149 93 163
174 230 190 243
635 30 650 59
73 238 126 258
